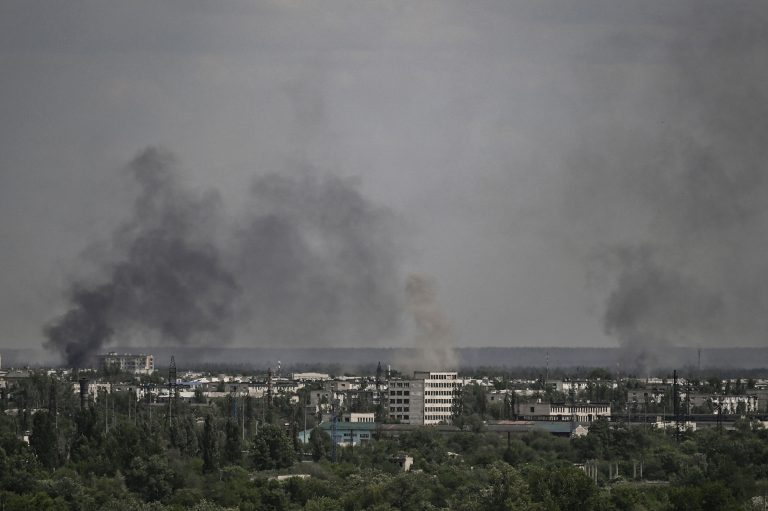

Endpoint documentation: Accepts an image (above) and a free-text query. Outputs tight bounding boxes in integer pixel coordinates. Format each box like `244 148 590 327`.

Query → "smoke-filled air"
563 7 768 369
6 1 768 364
402 273 458 370
44 148 403 366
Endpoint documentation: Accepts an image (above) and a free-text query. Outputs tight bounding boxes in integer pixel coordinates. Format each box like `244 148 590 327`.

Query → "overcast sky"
2 1 767 353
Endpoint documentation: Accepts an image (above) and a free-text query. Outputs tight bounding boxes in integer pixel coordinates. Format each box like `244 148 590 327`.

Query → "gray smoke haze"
234 172 402 345
399 273 458 370
5 2 768 356
45 148 402 366
564 5 768 369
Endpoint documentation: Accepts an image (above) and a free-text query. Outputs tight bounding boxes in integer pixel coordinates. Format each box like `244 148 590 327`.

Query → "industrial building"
97 352 154 374
524 402 611 422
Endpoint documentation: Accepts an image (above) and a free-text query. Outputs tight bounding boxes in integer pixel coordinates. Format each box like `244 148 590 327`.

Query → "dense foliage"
1 372 768 510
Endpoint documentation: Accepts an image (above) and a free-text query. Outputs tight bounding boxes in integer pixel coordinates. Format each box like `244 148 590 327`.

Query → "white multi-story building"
97 353 154 374
388 371 463 425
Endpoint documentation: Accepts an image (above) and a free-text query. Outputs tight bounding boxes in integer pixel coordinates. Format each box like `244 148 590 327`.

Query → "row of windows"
389 390 410 396
425 382 460 388
551 406 610 413
390 398 410 404
425 390 455 396
425 398 452 404
391 406 410 412
425 406 452 413
390 382 411 388
425 415 447 421
390 414 410 420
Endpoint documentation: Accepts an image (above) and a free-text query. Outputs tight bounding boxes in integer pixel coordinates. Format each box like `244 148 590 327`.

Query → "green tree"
222 419 242 465
252 424 295 470
201 415 219 473
30 411 59 469
525 464 597 511
480 462 533 511
125 454 178 502
309 426 330 462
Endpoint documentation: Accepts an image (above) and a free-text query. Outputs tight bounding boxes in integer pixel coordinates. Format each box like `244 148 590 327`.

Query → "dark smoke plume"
45 148 402 366
46 148 239 366
566 6 768 370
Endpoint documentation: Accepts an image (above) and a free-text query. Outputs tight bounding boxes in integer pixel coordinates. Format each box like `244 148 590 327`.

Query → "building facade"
97 353 154 374
525 402 611 422
689 393 758 414
388 371 462 425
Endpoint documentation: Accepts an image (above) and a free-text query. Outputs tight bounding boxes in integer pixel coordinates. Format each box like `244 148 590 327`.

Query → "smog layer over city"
1 2 768 510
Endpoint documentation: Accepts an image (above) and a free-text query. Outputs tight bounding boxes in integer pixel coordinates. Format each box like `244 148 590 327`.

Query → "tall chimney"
79 378 89 410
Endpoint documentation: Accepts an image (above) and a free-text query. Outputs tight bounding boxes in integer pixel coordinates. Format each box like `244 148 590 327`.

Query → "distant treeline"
7 346 768 375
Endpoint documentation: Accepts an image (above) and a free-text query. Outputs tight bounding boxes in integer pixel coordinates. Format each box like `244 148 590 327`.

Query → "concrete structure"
291 372 331 381
392 454 413 471
524 402 611 422
299 421 377 446
388 379 421 424
689 393 758 414
342 412 375 423
388 371 463 425
553 380 590 393
97 353 154 374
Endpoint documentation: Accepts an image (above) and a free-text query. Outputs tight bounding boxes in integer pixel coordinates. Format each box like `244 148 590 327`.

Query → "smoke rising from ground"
400 273 458 370
565 6 768 370
234 172 402 346
45 148 403 366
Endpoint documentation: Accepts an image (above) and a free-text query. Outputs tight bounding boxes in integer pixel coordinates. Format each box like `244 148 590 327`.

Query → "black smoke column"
44 148 238 366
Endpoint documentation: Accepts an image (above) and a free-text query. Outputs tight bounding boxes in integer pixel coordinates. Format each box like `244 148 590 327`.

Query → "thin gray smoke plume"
401 273 457 369
45 148 402 366
566 6 768 368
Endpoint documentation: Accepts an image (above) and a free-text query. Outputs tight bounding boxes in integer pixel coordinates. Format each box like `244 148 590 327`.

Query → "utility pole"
104 388 109 435
303 393 307 446
331 399 339 463
48 378 57 430
570 384 577 434
673 370 681 441
168 356 177 429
